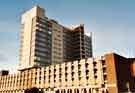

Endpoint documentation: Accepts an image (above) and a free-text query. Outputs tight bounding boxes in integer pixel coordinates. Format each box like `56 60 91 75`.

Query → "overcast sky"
0 0 135 72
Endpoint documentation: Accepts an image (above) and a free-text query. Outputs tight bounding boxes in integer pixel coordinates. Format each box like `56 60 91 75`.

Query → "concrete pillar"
65 89 68 93
86 88 89 93
92 89 97 93
78 89 80 93
60 89 62 93
72 89 74 93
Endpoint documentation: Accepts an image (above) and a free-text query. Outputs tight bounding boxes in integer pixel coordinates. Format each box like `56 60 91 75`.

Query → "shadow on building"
24 87 43 93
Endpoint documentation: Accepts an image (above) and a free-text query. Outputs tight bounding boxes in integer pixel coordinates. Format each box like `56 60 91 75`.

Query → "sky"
0 0 135 72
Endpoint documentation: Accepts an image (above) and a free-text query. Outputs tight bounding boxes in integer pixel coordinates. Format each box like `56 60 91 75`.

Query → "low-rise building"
0 53 135 93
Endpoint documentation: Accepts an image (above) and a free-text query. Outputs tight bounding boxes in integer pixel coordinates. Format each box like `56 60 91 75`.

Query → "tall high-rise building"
63 25 92 62
19 6 52 70
19 6 92 70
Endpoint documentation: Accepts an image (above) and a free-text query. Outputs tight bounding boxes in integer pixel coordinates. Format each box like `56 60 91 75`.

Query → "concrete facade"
1 53 135 93
0 55 107 93
19 6 93 70
19 6 52 70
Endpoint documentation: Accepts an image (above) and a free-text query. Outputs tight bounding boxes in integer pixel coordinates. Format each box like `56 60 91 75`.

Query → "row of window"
0 60 107 89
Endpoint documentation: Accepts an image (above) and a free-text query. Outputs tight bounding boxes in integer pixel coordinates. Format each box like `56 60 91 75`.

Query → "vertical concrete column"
65 89 68 93
86 88 89 93
74 89 76 93
92 89 97 93
60 89 63 93
72 89 74 93
60 90 62 93
79 89 82 93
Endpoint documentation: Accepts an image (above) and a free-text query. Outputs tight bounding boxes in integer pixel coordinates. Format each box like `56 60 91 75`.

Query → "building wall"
19 6 48 70
1 53 135 93
115 55 135 92
72 25 85 60
19 6 93 69
84 34 93 58
0 57 107 93
51 20 63 64
32 16 52 66
105 53 135 93
63 25 92 62
63 27 73 62
105 53 118 93
130 59 135 91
